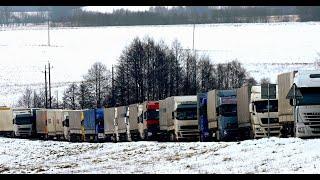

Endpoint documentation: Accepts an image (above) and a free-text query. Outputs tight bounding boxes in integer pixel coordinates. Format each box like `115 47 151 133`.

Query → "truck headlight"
298 127 305 133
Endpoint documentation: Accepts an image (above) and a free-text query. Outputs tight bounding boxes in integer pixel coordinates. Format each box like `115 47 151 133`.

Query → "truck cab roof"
294 70 320 88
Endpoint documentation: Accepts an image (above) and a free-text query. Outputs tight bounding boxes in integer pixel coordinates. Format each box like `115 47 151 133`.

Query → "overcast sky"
81 6 176 13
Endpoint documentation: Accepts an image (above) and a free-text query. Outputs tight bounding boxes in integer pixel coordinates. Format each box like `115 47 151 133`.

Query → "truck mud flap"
280 123 294 138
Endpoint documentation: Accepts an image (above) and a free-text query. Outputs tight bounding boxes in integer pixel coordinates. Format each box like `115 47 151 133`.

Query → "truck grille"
261 118 279 124
303 113 320 122
263 127 281 133
311 125 320 134
180 125 198 130
18 128 31 131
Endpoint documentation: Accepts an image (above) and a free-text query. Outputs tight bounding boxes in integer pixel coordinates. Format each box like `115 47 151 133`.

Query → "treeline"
17 37 257 109
1 6 320 27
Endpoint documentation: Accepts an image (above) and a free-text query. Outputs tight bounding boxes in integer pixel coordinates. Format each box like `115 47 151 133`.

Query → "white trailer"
63 110 83 142
0 107 13 137
116 106 128 142
127 103 142 141
104 107 117 142
46 109 64 140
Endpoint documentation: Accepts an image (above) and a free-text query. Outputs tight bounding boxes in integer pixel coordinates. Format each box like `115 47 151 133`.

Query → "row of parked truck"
0 70 319 142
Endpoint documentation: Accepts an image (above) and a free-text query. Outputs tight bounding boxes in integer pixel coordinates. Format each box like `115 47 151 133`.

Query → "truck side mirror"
144 112 147 120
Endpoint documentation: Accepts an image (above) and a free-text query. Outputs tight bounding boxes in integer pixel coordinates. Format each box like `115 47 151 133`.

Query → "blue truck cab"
95 108 105 141
216 90 239 141
197 93 210 142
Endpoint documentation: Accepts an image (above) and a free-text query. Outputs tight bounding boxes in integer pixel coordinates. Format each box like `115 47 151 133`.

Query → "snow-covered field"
0 22 319 106
0 137 319 174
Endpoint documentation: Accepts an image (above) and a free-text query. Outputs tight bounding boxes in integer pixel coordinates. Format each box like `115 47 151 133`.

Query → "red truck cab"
143 101 160 139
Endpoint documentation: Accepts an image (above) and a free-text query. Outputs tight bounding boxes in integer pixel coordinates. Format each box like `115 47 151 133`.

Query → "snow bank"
0 137 319 174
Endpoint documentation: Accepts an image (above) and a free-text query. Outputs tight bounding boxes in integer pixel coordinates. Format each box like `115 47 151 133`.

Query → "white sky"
81 6 176 13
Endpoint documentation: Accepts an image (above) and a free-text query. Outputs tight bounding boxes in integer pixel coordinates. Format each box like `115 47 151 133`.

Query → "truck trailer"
63 110 83 142
83 109 96 142
279 70 320 138
237 85 281 139
47 109 64 140
205 90 238 141
104 107 117 142
36 109 48 139
36 109 64 140
0 107 14 137
162 96 198 142
158 99 170 141
127 103 142 141
116 106 129 142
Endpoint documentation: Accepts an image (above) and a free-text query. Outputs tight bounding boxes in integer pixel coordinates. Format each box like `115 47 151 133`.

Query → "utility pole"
267 83 270 138
48 62 52 109
112 65 114 107
47 11 50 46
56 90 59 109
44 65 48 109
192 23 195 54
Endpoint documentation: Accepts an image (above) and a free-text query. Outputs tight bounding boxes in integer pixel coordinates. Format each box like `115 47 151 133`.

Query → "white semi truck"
13 108 39 138
237 85 281 139
278 70 320 138
160 96 198 141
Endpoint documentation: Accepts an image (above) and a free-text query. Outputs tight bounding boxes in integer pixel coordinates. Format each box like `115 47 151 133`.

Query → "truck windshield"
177 107 197 120
15 117 32 125
254 100 278 113
295 87 320 106
219 104 237 117
147 110 159 120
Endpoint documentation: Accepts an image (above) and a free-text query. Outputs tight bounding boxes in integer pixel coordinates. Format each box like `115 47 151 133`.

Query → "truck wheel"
143 130 148 141
170 132 177 142
112 134 117 143
216 131 220 142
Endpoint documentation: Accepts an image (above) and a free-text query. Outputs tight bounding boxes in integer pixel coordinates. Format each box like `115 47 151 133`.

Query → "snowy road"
0 137 319 174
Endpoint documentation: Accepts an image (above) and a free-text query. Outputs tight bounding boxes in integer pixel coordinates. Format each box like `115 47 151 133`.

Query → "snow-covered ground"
0 137 319 174
0 22 319 106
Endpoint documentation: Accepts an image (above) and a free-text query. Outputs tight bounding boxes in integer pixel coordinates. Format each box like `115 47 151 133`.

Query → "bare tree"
260 77 271 85
83 62 111 108
62 83 78 110
17 88 33 108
